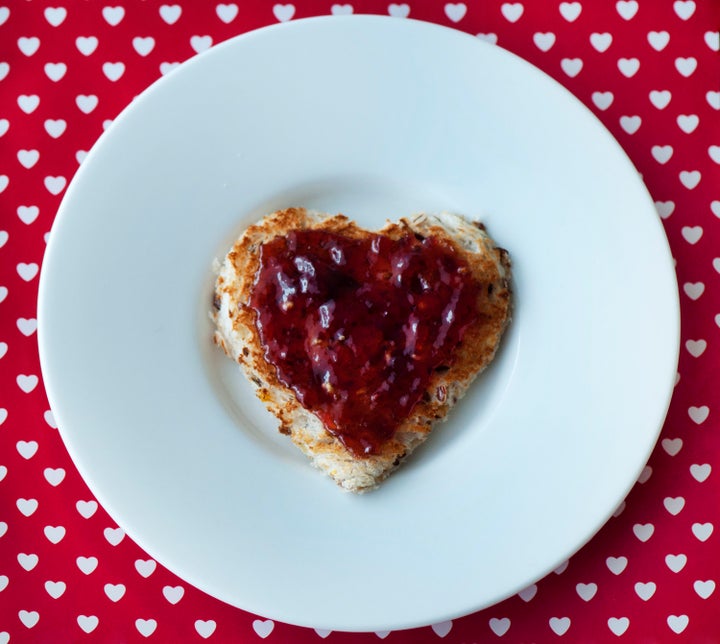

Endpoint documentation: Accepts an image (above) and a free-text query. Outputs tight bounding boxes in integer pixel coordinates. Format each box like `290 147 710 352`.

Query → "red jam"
248 229 481 457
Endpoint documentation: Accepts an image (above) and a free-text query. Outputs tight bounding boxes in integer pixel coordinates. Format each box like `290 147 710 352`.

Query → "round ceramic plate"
38 16 679 632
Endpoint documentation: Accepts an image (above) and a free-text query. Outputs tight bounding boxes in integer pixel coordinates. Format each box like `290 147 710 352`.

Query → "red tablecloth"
2 1 719 641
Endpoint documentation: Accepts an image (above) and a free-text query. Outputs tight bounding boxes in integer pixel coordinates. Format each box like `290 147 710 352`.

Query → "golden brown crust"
213 207 512 491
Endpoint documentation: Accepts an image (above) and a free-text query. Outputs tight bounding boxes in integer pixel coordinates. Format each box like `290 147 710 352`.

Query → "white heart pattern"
590 32 612 52
489 617 511 636
252 619 275 638
533 32 556 52
44 118 67 138
683 281 704 299
619 115 641 134
576 583 597 601
43 467 65 486
662 437 683 456
500 3 523 23
388 3 410 17
17 151 40 169
649 89 671 109
444 3 466 23
681 225 702 244
655 201 675 218
76 36 99 56
76 94 99 114
160 62 180 75
694 580 716 599
330 4 353 15
102 6 125 26
76 556 99 575
216 4 239 22
633 523 654 542
431 620 453 637
18 610 40 628
44 176 67 195
133 37 155 57
635 581 656 600
102 62 125 81
679 170 701 189
667 615 689 634
561 58 583 77
664 496 686 515
17 205 40 223
559 2 581 22
16 263 39 281
159 4 182 24
675 57 697 76
45 580 66 599
686 338 707 356
162 585 185 604
665 554 687 573
606 556 628 575
44 7 66 26
17 95 40 113
18 36 40 56
651 145 673 164
16 440 39 459
43 525 66 544
608 617 629 636
104 583 126 602
616 0 638 20
44 410 57 428
705 31 720 51
273 4 295 21
647 31 670 50
135 619 158 637
692 522 713 541
677 114 699 133
44 62 66 82
517 584 537 602
673 0 696 19
618 57 640 77
476 33 498 44
78 615 99 633
104 527 125 546
690 464 711 482
16 374 39 392
18 553 39 571
135 559 157 578
549 617 571 636
195 620 217 638
314 628 333 639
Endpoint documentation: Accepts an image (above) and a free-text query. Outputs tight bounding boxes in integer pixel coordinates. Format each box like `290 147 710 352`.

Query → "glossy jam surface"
249 229 480 457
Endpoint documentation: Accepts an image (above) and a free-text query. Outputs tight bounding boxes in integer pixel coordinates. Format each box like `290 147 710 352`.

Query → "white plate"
39 16 679 632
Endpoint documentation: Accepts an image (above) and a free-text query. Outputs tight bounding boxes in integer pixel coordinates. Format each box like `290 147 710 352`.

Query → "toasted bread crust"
213 208 512 492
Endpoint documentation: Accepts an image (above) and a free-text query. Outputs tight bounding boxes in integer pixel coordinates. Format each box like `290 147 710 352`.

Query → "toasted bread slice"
212 207 511 492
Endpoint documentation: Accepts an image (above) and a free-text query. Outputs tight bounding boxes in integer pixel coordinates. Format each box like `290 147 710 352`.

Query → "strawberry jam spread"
248 229 480 457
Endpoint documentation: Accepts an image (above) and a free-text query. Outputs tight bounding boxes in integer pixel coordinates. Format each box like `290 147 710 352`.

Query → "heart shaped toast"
213 208 511 492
